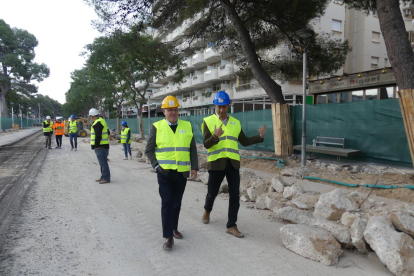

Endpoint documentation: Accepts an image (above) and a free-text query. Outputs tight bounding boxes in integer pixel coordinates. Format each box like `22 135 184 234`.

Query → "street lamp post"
296 29 315 167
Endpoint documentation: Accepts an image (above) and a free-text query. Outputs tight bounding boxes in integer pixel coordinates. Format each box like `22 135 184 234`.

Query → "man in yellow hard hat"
201 91 266 238
145 95 198 250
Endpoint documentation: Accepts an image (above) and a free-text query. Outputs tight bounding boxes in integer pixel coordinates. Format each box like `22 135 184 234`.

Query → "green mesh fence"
290 99 412 166
100 98 412 166
1 118 40 129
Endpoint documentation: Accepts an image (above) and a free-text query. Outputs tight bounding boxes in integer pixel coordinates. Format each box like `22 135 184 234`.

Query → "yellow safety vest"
69 121 78 133
203 115 241 162
121 127 131 144
43 120 53 132
154 119 193 172
91 118 109 146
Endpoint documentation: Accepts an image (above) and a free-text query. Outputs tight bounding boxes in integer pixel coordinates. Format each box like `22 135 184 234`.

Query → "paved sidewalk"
0 128 43 147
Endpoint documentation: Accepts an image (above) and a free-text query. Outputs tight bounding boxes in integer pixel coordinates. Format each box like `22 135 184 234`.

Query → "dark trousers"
204 160 240 228
69 133 78 148
157 170 187 238
44 132 52 148
55 135 62 147
95 148 110 181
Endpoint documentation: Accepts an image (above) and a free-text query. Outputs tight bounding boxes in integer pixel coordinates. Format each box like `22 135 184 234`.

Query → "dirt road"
0 134 392 276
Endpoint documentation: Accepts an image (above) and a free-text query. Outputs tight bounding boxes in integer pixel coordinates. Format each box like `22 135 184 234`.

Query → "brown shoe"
226 226 244 238
95 179 102 182
99 180 110 184
202 211 210 224
163 237 174 250
173 230 183 239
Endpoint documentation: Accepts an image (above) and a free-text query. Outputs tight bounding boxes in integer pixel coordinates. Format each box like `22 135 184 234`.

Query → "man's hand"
190 170 197 180
258 125 266 138
214 124 224 138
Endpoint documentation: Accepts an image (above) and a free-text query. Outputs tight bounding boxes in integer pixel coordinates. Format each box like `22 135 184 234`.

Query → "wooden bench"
293 136 361 162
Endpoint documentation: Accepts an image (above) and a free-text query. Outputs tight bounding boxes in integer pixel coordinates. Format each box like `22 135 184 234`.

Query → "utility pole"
38 103 41 124
19 104 22 129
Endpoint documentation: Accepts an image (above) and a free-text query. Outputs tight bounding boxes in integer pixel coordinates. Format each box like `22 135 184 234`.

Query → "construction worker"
121 121 132 160
145 95 198 250
43 115 53 149
68 115 78 151
53 117 65 149
201 91 266 238
89 108 110 184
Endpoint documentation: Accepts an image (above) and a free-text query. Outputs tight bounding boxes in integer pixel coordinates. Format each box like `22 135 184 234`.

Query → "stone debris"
282 185 305 200
254 193 286 210
291 193 320 210
350 217 368 253
280 224 342 266
340 212 359 227
314 189 358 221
275 206 351 244
389 210 414 237
270 176 288 193
364 216 414 276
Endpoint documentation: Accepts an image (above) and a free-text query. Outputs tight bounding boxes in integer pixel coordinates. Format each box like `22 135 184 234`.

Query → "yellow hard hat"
161 95 180 108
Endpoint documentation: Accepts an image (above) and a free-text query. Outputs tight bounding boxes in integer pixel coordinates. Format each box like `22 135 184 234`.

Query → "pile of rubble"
197 169 414 276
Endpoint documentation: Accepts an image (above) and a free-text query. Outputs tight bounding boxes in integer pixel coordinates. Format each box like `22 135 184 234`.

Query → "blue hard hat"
213 91 231 105
70 114 75 119
121 121 127 126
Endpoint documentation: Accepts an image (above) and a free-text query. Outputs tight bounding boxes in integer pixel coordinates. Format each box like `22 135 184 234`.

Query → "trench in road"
0 131 47 234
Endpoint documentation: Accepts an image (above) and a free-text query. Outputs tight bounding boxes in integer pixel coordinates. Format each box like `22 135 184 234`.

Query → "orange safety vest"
53 122 65 136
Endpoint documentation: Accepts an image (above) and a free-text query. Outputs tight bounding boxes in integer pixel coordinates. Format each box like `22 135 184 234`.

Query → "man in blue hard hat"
201 91 266 238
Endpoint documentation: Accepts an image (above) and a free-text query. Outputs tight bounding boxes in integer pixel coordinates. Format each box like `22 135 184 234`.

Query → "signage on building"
309 71 396 94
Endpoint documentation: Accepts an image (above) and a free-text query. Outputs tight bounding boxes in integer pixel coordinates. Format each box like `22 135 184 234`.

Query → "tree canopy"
85 0 351 103
0 19 50 117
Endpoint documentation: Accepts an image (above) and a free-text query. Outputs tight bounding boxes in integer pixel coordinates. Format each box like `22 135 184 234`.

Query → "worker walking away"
121 121 132 160
89 108 110 184
145 95 198 250
43 115 53 149
53 117 65 149
68 115 78 151
201 91 266 238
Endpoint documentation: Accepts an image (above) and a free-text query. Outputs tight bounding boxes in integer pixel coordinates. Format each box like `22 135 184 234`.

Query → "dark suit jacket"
145 121 198 178
203 116 264 171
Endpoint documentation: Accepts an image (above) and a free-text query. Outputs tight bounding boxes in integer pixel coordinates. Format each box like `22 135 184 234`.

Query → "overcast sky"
0 0 101 104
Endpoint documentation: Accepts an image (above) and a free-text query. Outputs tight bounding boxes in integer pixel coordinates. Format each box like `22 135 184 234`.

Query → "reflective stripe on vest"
121 127 131 144
203 115 241 162
91 118 109 145
69 121 78 133
43 120 53 132
154 119 193 172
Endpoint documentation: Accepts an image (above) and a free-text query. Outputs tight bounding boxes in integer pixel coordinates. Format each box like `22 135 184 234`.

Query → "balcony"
218 63 235 80
172 83 181 93
192 73 205 88
183 57 194 73
233 81 264 99
181 78 193 90
204 69 219 83
166 69 176 78
192 53 207 68
204 48 221 63
167 85 174 94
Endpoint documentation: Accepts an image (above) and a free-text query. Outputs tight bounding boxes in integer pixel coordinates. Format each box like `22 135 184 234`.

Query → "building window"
372 32 380 43
352 90 364 101
379 87 394 99
384 58 388 67
328 93 338 103
332 20 342 32
317 94 327 104
340 92 351 102
371 56 379 68
366 89 378 100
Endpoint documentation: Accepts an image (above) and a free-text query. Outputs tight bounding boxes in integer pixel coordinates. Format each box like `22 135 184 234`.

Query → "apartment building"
148 1 411 114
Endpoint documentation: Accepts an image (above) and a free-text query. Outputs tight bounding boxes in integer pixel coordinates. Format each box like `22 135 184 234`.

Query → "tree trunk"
376 0 414 166
219 1 286 104
0 85 10 117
